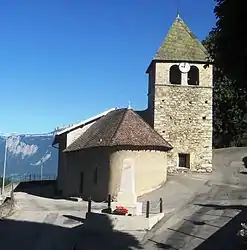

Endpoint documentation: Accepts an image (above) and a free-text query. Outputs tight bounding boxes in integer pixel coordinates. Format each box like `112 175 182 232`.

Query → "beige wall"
61 148 168 201
148 62 213 172
64 148 110 201
155 62 213 87
66 122 95 147
110 150 168 197
56 122 96 192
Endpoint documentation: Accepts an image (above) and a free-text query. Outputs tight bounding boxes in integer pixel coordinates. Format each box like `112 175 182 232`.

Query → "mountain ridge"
0 129 60 180
0 121 92 180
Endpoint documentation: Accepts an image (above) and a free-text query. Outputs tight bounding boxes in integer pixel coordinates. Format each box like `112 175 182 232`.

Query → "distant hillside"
0 132 59 180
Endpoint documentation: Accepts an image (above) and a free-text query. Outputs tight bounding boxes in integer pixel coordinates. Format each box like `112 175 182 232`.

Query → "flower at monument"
113 206 128 215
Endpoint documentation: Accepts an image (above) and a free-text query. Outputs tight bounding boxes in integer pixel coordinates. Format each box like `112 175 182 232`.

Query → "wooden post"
107 194 111 209
146 201 150 218
88 197 92 213
159 198 163 213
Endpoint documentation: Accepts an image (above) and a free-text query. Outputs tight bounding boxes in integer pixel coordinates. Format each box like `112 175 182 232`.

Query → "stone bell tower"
146 15 213 173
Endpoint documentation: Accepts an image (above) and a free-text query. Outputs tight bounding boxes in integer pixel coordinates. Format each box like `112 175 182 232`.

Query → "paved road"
141 147 247 249
142 184 247 249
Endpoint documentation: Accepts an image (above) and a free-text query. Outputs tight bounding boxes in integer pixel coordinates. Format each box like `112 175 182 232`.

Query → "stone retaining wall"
0 192 16 218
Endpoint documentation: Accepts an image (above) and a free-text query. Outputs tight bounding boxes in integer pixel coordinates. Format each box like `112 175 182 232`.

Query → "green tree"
203 32 247 148
212 0 247 85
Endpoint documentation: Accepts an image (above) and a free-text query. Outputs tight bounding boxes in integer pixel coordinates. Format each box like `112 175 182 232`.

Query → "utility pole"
1 136 8 195
40 164 43 180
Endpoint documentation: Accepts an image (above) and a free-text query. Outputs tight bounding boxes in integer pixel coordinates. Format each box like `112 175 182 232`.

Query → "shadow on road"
192 204 247 249
149 239 177 249
14 180 58 199
0 214 142 250
14 181 80 202
14 181 99 202
152 204 247 249
242 156 247 168
63 214 85 223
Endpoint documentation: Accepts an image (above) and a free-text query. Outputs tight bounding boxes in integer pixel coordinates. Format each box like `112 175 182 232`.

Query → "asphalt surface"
141 147 247 249
141 184 247 249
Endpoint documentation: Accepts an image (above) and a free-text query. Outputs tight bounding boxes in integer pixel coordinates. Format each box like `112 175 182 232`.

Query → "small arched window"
188 66 199 85
169 65 181 84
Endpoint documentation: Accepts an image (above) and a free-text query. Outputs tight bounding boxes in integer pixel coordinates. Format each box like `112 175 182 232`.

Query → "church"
53 15 213 201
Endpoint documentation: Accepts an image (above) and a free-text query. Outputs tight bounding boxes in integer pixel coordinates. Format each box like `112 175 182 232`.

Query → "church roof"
52 108 116 145
153 16 208 62
64 108 172 152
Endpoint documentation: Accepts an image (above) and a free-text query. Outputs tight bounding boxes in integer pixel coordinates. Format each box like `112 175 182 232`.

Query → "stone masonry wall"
0 192 15 218
152 62 213 172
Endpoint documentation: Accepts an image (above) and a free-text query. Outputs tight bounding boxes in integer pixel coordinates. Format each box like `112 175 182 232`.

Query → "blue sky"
0 0 216 134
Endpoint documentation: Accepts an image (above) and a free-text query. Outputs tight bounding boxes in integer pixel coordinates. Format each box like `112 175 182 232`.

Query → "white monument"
116 158 142 215
117 158 137 203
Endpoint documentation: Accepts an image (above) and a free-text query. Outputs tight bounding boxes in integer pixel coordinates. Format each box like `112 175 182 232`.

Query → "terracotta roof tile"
64 108 172 152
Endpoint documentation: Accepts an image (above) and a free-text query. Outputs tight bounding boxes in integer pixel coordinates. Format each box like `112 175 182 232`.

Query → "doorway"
80 172 84 194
